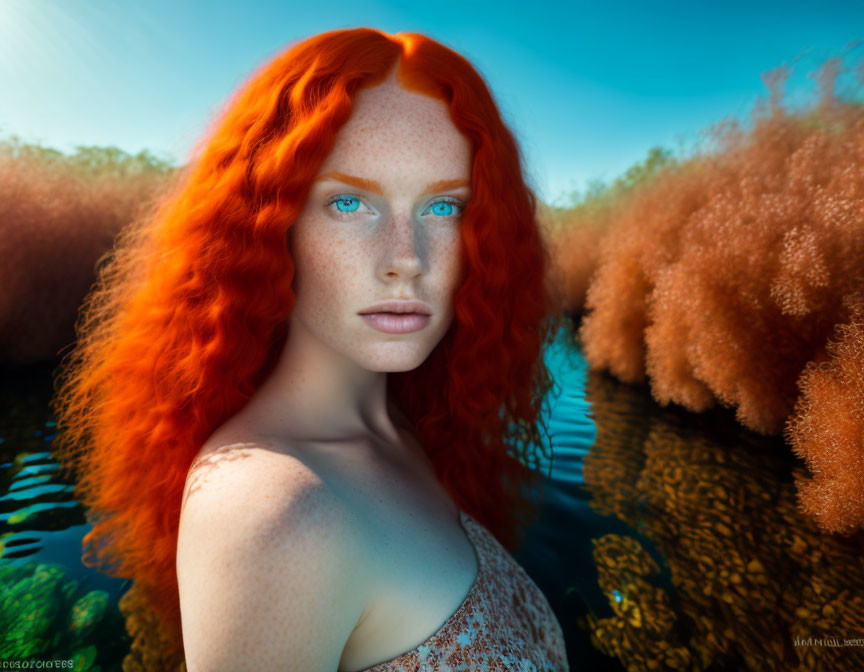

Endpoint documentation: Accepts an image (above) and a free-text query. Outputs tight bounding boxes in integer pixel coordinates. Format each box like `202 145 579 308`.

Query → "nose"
378 211 426 280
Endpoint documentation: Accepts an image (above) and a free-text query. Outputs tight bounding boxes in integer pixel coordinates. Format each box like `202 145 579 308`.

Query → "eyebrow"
313 171 470 195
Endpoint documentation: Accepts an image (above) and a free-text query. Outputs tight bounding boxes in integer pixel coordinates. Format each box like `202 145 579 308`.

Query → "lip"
358 300 432 315
360 312 431 334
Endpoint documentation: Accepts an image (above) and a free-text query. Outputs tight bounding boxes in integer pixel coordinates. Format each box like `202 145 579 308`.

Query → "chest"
196 420 481 671
300 442 480 672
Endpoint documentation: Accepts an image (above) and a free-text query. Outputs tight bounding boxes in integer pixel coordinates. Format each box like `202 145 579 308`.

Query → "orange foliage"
0 140 173 365
565 61 864 532
786 292 864 533
541 147 675 314
540 206 607 312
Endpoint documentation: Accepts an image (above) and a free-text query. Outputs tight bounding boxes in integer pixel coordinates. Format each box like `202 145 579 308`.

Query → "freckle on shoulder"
180 440 327 521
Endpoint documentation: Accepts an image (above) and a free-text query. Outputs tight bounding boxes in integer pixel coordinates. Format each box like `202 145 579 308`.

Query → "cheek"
293 225 360 306
438 230 463 292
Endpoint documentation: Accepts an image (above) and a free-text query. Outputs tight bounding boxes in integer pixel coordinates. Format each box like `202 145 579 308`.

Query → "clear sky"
1 0 862 205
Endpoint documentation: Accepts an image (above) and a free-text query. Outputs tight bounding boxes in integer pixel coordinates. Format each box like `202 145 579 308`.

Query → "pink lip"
360 313 431 334
359 300 432 315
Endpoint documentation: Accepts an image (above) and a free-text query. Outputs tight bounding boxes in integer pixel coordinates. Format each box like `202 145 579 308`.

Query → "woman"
51 27 567 671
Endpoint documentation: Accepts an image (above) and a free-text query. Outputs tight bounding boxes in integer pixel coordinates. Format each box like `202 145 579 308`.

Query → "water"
0 362 131 670
3 321 863 670
514 320 864 671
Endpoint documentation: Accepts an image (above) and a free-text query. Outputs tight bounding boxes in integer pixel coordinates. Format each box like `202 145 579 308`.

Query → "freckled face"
288 76 472 372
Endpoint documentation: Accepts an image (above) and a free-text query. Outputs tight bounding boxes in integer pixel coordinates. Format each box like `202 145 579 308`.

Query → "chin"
357 343 432 373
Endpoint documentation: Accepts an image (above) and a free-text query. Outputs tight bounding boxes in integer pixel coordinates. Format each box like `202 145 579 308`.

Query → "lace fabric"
357 510 569 672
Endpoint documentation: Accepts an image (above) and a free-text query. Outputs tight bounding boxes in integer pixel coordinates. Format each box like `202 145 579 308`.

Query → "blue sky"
1 0 862 205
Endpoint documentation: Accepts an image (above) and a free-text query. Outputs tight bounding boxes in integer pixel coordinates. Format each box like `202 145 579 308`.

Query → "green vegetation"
0 561 128 669
555 145 676 213
0 134 178 178
539 145 678 235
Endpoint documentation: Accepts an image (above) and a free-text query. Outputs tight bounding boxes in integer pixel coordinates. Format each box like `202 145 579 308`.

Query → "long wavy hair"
50 27 562 660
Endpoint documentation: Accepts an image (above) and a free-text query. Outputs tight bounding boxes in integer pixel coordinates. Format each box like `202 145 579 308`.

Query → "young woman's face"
288 75 472 372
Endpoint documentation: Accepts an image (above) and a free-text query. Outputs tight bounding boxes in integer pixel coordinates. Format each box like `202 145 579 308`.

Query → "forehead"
316 81 472 177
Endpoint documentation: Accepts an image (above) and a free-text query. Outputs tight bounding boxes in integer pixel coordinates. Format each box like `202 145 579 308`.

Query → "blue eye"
329 195 361 213
424 198 464 218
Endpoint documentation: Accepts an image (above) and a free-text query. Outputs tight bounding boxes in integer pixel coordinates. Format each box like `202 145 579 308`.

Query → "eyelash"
325 194 465 219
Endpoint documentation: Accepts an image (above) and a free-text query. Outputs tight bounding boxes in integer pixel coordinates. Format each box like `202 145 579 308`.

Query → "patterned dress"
357 510 569 671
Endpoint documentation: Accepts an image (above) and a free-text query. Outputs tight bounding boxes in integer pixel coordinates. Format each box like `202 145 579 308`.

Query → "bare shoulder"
177 440 371 671
181 439 318 516
179 437 364 559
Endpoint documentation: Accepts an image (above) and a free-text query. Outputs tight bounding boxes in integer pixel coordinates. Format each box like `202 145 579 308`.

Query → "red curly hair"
50 27 561 660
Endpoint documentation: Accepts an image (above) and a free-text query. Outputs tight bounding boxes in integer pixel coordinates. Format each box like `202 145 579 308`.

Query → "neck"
239 318 402 445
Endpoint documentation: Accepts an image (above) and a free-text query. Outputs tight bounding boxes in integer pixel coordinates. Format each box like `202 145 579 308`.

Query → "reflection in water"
118 581 188 672
577 346 864 671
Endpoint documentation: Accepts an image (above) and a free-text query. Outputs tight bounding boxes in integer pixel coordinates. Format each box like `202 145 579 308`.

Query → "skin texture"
236 68 472 446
